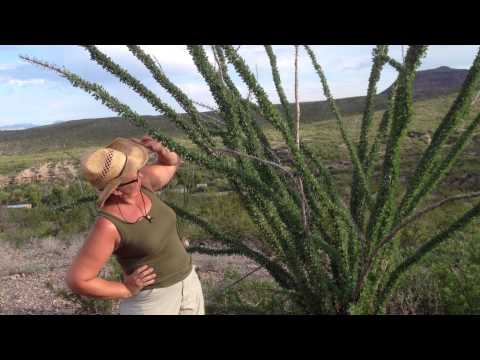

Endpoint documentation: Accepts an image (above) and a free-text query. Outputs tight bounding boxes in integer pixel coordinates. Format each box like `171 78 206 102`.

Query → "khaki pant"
119 266 205 315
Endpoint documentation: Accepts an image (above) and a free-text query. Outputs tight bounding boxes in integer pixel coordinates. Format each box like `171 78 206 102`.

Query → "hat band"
98 154 128 191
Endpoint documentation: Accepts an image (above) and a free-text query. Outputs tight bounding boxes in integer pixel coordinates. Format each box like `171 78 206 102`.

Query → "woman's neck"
113 190 142 206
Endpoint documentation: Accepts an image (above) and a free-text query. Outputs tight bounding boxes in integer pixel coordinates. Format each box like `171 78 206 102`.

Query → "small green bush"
161 191 258 243
52 257 123 315
389 226 480 314
0 182 97 246
204 268 302 315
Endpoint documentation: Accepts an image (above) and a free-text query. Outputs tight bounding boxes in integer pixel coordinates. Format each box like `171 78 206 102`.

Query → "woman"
66 135 205 315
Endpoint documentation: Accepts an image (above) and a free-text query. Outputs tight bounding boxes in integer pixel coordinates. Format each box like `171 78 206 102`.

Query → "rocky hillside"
0 66 470 155
380 66 469 100
0 160 78 186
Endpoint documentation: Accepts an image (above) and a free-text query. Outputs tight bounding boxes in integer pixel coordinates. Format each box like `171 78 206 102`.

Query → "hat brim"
96 142 149 208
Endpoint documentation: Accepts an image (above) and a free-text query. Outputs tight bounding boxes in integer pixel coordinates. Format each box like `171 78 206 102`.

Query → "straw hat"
80 138 149 208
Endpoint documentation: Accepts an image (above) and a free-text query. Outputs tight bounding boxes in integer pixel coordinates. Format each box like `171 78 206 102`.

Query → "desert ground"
0 234 271 315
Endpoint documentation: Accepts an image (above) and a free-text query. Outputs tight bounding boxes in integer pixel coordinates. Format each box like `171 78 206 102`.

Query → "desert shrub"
209 178 231 192
389 226 480 314
24 184 42 207
43 184 67 207
0 190 9 205
1 207 51 247
55 288 116 315
162 191 258 244
0 182 97 246
53 257 123 315
204 268 302 315
3 226 37 248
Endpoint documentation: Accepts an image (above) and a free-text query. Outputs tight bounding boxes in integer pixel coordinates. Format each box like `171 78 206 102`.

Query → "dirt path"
0 235 271 315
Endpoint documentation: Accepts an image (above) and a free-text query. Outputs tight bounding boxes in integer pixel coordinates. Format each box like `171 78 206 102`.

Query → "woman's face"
114 171 143 197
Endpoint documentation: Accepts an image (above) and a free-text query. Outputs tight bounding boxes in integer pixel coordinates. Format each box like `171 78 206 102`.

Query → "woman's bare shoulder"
95 216 117 231
98 203 119 217
87 216 121 250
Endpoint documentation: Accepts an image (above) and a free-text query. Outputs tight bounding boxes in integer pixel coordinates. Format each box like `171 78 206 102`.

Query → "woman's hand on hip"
123 265 157 297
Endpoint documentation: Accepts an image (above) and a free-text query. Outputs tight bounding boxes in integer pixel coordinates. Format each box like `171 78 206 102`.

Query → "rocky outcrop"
380 66 469 100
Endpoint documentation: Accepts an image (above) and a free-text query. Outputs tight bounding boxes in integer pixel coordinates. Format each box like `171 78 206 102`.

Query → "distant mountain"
380 66 469 99
0 115 184 154
0 123 37 131
0 65 470 154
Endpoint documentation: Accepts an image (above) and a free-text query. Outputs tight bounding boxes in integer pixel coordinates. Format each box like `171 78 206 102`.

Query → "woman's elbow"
65 271 85 295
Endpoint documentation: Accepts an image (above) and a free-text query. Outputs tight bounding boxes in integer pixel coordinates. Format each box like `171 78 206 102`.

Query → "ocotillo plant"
22 45 480 314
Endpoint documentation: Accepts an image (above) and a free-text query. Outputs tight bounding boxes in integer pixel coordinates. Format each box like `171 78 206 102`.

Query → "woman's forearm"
67 277 132 300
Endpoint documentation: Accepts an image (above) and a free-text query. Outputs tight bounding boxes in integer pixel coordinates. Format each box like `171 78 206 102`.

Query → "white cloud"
0 63 18 71
180 81 211 96
7 78 45 86
165 81 215 110
142 45 222 74
96 45 302 76
96 45 127 53
97 45 197 72
334 56 371 72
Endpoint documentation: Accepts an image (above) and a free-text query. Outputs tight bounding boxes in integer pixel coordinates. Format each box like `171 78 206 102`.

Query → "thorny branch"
213 147 294 176
376 190 480 253
294 45 309 235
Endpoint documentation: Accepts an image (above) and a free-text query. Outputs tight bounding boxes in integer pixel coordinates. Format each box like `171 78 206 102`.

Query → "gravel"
0 234 272 315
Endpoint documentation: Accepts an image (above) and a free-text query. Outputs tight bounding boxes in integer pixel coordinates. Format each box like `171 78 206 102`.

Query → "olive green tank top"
97 185 192 290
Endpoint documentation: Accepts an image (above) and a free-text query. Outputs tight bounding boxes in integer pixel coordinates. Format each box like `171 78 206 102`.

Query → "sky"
0 45 478 127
